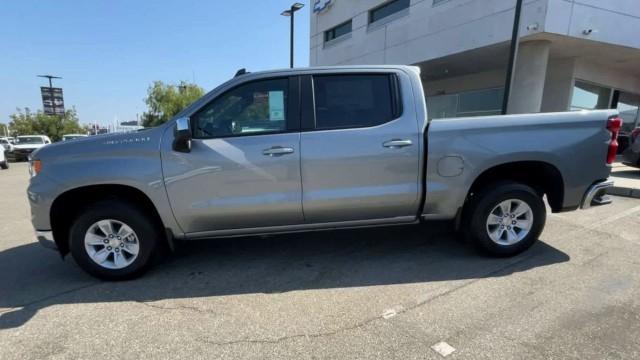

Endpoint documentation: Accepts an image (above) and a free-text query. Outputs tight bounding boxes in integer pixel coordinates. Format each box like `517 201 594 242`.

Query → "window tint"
325 20 352 42
193 78 288 138
313 74 398 130
370 0 410 24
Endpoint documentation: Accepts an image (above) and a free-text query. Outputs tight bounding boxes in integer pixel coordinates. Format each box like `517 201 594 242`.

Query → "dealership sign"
313 0 333 13
40 87 65 115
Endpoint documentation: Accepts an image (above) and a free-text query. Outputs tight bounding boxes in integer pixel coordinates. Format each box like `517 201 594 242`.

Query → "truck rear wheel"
464 182 546 256
69 200 161 280
0 160 7 170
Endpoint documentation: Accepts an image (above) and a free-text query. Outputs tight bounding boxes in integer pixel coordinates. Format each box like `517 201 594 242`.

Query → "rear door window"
312 74 400 130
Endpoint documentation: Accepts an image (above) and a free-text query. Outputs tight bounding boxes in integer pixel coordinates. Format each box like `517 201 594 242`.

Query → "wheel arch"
466 161 565 212
50 184 170 256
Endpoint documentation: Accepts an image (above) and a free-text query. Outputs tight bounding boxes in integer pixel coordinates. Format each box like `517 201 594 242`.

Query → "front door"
300 72 422 223
162 77 303 233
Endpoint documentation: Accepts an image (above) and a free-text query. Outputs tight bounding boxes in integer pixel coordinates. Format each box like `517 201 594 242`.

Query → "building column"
541 58 576 112
507 40 551 114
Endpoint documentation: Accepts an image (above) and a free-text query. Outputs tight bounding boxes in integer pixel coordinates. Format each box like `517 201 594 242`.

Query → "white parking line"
431 341 456 357
382 308 397 319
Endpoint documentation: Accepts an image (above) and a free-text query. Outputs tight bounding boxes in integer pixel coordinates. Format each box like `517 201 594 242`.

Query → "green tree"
141 81 205 127
8 107 86 142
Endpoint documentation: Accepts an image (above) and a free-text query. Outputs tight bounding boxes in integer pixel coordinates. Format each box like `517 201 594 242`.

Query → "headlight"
29 159 42 177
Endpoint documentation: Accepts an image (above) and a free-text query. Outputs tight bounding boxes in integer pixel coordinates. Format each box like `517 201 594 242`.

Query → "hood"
14 143 46 150
32 127 165 162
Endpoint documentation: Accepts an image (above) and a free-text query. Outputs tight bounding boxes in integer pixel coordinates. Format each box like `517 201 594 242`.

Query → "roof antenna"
234 68 249 77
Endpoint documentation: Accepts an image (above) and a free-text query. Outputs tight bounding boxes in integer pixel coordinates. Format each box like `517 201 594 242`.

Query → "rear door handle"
383 139 413 148
262 146 295 157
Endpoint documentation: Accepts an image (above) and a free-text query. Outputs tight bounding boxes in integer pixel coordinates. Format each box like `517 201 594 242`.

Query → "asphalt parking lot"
1 162 639 359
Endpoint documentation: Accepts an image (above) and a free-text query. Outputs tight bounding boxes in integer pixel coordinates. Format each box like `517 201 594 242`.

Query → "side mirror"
173 117 192 153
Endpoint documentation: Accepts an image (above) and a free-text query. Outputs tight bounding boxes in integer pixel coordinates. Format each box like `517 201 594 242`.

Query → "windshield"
0 139 7 144
16 136 44 144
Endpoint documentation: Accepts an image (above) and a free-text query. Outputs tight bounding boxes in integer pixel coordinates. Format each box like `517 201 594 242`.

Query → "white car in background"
0 143 7 169
0 137 14 152
12 135 51 161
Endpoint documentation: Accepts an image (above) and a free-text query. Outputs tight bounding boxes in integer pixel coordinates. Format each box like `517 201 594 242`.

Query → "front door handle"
383 139 413 149
262 146 295 157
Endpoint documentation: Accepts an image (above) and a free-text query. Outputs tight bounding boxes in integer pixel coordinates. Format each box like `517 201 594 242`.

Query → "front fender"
27 128 183 237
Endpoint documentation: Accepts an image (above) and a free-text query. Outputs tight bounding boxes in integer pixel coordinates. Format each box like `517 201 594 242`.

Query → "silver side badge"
104 137 151 145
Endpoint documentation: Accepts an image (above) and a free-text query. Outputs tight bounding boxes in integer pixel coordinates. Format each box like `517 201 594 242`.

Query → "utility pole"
281 3 305 68
37 74 62 115
501 0 524 115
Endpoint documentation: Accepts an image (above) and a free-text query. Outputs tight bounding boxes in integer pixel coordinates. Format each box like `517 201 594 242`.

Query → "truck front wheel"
69 200 161 280
465 182 546 256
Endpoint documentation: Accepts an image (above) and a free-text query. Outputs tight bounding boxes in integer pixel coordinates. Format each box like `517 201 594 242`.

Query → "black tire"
69 200 162 280
0 160 7 170
464 182 546 257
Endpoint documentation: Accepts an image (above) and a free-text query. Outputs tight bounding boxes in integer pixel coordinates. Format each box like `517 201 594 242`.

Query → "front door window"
192 78 289 138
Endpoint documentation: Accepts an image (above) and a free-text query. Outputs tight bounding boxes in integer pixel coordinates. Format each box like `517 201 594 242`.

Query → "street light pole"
37 74 62 115
290 9 295 68
501 0 523 115
281 3 305 69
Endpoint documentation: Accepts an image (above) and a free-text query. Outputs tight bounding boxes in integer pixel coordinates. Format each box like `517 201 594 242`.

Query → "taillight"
29 159 42 177
631 128 640 143
606 116 622 164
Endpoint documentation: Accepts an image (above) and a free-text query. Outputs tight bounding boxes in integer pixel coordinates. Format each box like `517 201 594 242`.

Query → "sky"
0 0 310 126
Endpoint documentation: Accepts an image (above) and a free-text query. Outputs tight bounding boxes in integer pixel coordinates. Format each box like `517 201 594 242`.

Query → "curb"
608 186 640 199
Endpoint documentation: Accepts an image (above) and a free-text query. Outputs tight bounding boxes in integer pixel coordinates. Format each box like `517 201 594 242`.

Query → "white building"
310 0 640 136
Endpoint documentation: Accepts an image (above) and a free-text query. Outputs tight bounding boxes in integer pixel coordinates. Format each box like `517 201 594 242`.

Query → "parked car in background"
27 66 619 280
0 137 14 153
11 135 51 161
0 143 8 169
622 127 640 169
62 134 88 141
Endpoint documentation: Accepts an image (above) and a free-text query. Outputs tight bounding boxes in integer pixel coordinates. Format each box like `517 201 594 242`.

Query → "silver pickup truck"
27 66 620 280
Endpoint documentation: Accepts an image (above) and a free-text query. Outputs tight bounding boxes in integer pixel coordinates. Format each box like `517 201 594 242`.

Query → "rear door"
300 71 422 223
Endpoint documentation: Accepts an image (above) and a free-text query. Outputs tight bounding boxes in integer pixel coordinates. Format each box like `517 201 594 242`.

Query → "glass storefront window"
458 88 504 116
426 94 457 119
570 81 612 111
426 88 503 120
616 91 640 133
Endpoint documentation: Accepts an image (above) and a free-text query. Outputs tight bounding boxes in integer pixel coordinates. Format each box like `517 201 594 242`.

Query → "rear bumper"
580 180 614 209
36 230 57 250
